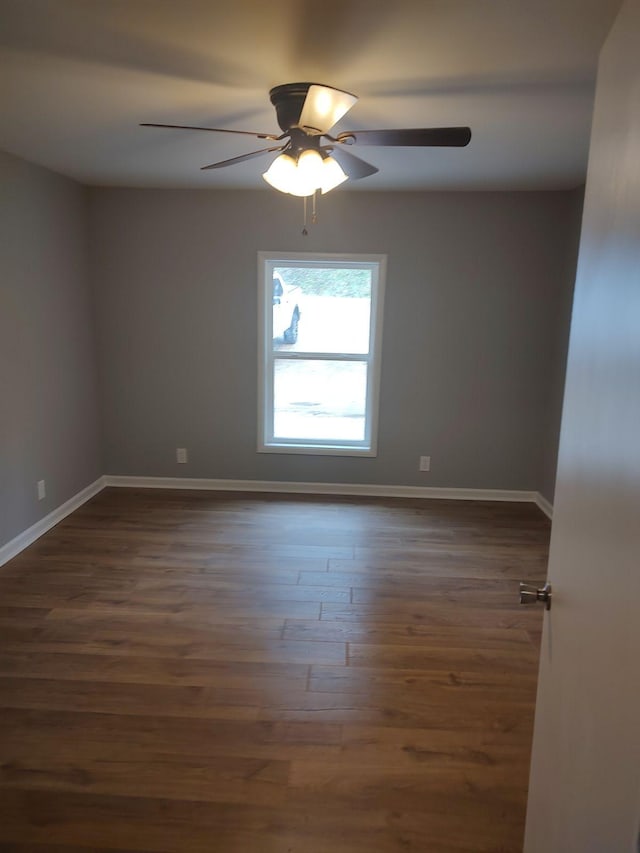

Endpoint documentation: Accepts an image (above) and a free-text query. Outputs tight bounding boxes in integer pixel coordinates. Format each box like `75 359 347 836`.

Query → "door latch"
519 581 552 610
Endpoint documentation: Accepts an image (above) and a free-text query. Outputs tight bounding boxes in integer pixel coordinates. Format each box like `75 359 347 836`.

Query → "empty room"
1 2 639 852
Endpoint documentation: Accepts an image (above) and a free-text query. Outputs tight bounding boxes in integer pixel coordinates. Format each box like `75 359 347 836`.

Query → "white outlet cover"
37 480 46 500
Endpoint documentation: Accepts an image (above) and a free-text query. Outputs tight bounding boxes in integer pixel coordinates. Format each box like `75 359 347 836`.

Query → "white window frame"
257 251 386 457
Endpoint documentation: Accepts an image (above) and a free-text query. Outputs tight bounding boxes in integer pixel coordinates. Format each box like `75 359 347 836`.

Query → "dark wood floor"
0 488 549 852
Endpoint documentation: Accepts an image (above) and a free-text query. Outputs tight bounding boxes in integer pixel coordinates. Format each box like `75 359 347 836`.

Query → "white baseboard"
0 476 106 567
103 474 540 505
534 492 554 519
1 475 552 567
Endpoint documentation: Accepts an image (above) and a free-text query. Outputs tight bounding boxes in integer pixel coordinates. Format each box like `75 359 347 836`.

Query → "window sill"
258 443 377 458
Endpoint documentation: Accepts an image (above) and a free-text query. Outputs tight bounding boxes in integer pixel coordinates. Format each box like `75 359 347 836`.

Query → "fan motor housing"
269 82 315 132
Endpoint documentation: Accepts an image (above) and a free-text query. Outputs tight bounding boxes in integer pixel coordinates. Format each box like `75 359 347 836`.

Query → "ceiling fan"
141 82 472 197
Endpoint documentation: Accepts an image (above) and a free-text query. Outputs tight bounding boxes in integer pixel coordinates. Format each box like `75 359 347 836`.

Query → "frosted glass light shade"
320 156 348 193
297 149 324 190
287 183 316 197
262 154 297 193
298 84 358 134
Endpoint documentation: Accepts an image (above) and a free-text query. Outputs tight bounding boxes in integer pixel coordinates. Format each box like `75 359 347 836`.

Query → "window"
258 252 386 456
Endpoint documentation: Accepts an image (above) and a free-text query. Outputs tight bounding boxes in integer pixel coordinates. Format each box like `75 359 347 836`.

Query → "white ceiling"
0 0 621 191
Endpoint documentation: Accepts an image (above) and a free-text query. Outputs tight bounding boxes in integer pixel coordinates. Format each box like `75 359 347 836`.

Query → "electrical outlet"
176 448 188 464
37 480 46 500
419 455 431 472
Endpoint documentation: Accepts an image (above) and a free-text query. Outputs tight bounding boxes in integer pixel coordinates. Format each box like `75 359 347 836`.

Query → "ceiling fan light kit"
141 81 471 230
263 150 347 196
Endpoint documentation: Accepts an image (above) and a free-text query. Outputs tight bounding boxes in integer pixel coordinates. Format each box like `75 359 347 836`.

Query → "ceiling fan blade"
141 123 281 141
298 84 358 135
336 127 472 147
200 145 286 170
328 146 379 180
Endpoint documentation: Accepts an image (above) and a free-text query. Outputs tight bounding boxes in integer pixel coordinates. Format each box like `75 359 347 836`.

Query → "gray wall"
539 195 583 502
0 151 102 548
90 186 581 493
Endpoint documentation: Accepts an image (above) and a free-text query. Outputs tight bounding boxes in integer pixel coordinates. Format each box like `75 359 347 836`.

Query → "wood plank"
321 600 542 628
347 641 539 673
0 677 262 720
0 707 343 761
0 650 310 690
0 846 159 853
0 752 290 807
328 550 548 578
0 625 345 662
256 688 535 731
0 580 349 607
309 664 537 703
284 619 533 650
0 787 524 853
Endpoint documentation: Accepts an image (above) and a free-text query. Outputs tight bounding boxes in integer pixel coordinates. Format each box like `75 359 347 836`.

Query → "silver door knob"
520 581 552 610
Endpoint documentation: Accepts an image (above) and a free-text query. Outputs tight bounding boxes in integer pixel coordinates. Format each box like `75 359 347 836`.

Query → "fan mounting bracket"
285 128 323 158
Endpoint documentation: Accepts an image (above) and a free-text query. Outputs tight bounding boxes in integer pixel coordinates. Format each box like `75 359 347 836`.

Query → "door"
524 1 640 850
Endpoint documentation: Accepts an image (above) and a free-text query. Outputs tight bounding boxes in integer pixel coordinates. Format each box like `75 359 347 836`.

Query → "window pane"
273 359 367 441
273 267 371 354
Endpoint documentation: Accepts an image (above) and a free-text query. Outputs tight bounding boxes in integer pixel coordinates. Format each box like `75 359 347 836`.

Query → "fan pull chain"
301 192 319 236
